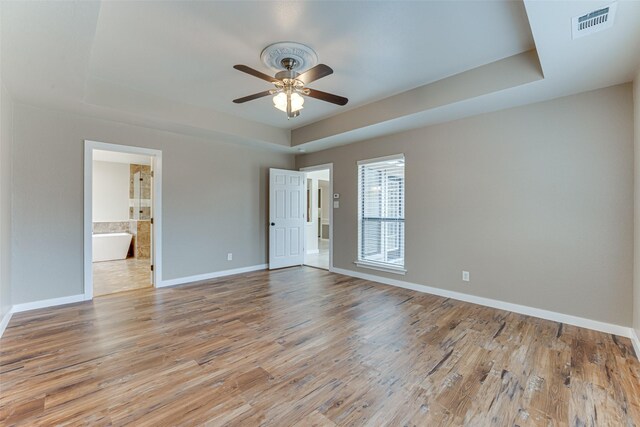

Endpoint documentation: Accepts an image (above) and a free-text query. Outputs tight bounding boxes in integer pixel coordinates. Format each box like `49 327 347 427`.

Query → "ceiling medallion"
260 42 318 72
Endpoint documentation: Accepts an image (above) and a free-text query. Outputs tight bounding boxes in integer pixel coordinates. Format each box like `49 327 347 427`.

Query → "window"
357 154 405 273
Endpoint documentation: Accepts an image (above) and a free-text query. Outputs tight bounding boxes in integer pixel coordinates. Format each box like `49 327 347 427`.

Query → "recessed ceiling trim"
291 50 544 147
84 76 291 149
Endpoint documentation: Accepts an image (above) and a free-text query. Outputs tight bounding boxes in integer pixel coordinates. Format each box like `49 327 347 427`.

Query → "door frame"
83 140 163 300
300 163 334 272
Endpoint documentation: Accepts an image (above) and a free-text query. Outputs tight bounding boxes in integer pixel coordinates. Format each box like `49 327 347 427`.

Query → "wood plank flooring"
1 267 639 426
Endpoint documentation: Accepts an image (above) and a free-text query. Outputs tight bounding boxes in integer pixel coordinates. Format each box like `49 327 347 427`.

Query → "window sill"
354 261 407 275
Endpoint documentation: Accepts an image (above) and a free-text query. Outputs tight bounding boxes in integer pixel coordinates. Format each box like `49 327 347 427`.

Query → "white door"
269 168 306 269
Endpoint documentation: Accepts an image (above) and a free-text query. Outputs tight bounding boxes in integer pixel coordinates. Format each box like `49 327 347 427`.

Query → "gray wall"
634 71 640 338
297 84 634 326
0 81 13 318
11 103 293 304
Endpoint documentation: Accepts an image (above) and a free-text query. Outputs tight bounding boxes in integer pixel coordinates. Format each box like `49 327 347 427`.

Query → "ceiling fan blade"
305 88 348 106
233 65 279 83
296 64 333 85
233 90 272 104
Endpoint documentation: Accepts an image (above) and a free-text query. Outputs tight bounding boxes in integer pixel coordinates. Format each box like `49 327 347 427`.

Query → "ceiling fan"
233 57 348 119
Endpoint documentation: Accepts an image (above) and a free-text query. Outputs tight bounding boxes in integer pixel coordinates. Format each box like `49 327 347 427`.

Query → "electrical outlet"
227 253 233 261
462 271 470 282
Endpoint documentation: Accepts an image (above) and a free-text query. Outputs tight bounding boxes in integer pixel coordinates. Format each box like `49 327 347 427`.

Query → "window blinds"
357 155 405 269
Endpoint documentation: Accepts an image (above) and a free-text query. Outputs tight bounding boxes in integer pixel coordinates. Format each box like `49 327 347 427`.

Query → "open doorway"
301 165 333 270
84 141 162 299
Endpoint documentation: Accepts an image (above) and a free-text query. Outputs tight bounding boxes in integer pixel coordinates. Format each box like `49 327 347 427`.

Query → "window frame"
356 154 407 275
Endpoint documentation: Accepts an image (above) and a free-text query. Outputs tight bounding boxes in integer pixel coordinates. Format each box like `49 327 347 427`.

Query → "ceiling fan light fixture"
290 92 304 111
272 92 286 112
273 92 304 114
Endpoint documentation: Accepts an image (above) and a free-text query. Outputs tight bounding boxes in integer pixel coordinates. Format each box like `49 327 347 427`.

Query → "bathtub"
93 233 133 262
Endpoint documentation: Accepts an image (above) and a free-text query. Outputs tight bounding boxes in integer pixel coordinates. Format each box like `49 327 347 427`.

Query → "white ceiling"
306 169 330 181
1 1 640 153
93 150 151 166
87 1 533 128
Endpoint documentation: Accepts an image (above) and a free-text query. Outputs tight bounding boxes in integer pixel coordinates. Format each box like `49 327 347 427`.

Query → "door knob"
271 222 275 226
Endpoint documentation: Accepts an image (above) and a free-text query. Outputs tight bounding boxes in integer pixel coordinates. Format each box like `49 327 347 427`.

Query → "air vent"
572 3 617 39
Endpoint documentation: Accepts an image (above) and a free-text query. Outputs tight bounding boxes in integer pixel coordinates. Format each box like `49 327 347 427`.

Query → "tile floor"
305 238 329 270
93 257 152 296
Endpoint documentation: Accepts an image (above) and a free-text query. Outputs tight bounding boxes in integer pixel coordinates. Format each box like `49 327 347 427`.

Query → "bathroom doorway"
84 141 162 299
301 164 333 271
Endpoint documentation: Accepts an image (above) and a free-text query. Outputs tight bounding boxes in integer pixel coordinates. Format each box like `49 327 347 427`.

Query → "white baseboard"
306 249 320 255
0 309 13 339
12 294 87 313
5 263 268 326
332 267 633 339
631 329 640 358
159 264 267 288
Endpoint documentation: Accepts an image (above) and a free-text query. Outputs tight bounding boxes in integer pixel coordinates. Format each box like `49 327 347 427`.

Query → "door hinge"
151 217 154 225
151 264 154 272
151 171 154 178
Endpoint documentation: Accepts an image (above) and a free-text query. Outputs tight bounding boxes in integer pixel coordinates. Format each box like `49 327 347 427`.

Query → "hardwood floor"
93 258 152 296
1 267 639 426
